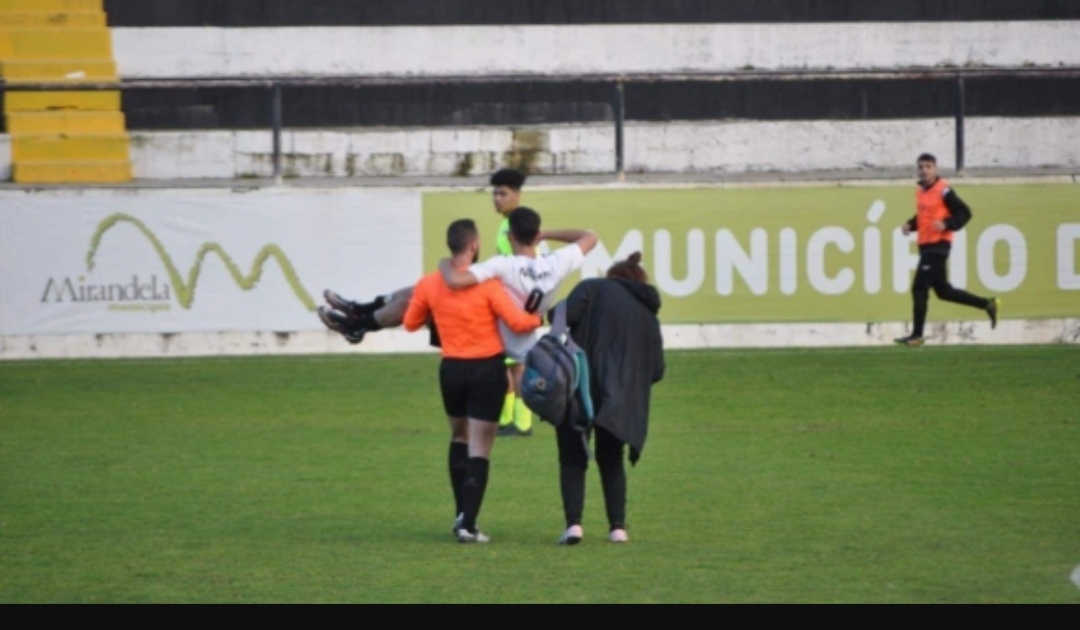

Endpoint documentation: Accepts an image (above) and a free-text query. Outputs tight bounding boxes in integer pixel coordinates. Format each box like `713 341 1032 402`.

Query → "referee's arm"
402 280 433 333
484 282 541 333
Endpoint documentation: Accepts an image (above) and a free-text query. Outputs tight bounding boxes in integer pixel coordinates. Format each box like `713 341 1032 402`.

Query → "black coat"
564 278 665 464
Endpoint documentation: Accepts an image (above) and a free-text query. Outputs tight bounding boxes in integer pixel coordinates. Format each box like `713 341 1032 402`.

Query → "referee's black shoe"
318 306 366 345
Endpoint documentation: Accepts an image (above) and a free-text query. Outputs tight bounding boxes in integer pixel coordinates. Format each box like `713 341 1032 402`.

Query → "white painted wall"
2 318 1077 360
113 118 1080 179
6 118 1079 180
111 22 1080 77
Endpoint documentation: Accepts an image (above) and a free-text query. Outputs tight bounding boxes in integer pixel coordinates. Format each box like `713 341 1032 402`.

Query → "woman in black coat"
557 252 665 545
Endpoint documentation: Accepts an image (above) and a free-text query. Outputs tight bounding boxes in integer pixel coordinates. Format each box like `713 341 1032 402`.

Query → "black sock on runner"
449 442 469 517
460 457 491 533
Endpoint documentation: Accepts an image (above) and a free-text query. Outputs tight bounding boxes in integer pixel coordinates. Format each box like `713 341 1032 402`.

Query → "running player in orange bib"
894 154 1000 346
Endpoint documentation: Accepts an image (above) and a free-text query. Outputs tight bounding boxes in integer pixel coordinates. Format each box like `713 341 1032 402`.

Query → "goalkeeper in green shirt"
488 168 535 437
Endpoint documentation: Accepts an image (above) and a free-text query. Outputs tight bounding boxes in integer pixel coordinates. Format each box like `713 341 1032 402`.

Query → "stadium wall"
3 21 1080 177
118 119 1080 180
2 183 1078 360
109 23 1079 78
12 22 1076 178
3 319 1079 361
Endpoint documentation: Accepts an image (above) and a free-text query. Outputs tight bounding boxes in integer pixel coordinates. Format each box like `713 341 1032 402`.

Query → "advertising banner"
423 184 1080 324
0 189 423 335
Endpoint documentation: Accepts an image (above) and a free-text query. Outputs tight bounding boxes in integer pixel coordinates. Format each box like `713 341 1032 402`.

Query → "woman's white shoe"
558 525 584 546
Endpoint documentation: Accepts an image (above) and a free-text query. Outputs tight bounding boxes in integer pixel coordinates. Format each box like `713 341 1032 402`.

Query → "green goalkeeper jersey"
496 216 513 256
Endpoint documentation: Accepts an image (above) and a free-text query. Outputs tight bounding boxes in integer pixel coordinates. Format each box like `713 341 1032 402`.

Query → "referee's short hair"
490 168 526 190
508 207 541 247
447 219 478 254
917 153 937 164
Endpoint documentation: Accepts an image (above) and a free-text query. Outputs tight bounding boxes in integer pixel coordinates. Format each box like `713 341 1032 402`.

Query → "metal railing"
3 67 1079 181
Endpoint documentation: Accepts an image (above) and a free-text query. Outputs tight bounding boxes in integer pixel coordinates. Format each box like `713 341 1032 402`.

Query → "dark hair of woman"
606 252 649 283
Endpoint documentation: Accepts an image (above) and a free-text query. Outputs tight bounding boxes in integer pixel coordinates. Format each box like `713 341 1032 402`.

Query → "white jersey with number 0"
469 244 586 361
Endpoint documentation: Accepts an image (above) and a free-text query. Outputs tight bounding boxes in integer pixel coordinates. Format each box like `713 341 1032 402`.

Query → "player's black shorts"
439 354 508 423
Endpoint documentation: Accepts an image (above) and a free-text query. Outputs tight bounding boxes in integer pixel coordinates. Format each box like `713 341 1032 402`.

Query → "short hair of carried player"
447 219 479 254
917 153 937 164
490 168 527 190
508 207 541 246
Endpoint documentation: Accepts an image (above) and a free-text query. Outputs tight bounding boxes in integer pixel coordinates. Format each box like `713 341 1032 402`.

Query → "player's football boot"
497 425 532 438
323 290 360 317
893 335 925 347
317 306 366 344
987 297 1000 330
323 289 386 320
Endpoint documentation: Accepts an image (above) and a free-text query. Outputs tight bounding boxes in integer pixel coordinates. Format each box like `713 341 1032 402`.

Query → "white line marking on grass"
1072 565 1080 591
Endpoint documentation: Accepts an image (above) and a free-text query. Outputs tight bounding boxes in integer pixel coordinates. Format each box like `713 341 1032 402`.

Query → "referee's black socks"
449 442 469 518
460 457 491 534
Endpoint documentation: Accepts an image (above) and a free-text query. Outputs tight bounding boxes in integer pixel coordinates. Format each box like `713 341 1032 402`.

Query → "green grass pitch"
1 347 1078 603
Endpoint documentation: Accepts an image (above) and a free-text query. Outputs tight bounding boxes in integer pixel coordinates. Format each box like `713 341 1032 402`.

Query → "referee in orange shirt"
403 219 542 544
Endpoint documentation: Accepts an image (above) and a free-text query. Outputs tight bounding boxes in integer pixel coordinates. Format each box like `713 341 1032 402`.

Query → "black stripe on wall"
103 0 1080 27
114 78 1080 131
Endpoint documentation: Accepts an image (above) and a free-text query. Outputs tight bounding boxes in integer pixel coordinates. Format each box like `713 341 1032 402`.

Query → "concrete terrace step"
0 28 112 60
12 158 131 184
12 132 130 161
0 0 102 13
3 90 120 112
0 12 106 28
0 58 116 80
5 110 125 133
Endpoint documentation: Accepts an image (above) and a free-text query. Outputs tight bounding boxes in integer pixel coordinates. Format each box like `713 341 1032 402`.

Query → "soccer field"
1 347 1078 603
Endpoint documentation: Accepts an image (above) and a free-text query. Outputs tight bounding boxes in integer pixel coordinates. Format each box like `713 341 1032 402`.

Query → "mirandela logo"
38 213 317 312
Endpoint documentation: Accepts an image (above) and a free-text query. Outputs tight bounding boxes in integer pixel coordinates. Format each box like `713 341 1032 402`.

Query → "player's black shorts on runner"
439 354 509 422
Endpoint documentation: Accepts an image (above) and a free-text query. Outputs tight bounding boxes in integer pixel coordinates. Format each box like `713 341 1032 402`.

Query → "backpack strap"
573 350 596 462
549 300 569 336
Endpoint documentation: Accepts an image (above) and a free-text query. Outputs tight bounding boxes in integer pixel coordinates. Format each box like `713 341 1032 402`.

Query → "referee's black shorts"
439 354 509 423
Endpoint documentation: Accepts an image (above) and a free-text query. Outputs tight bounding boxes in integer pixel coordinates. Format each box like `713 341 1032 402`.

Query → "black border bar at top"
102 0 1080 27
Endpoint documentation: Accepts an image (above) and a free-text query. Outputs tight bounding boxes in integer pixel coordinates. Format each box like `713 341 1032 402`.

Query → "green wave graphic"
86 213 317 311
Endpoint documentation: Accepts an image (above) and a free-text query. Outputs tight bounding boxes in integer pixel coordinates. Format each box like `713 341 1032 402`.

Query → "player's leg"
508 362 533 436
368 290 411 329
456 355 508 543
555 421 590 545
318 286 413 343
447 417 469 530
324 285 411 318
594 426 629 543
927 257 1000 329
497 361 517 435
896 255 933 346
439 359 472 532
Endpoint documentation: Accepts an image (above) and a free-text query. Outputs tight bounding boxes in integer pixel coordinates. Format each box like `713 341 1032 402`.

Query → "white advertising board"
0 188 423 335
